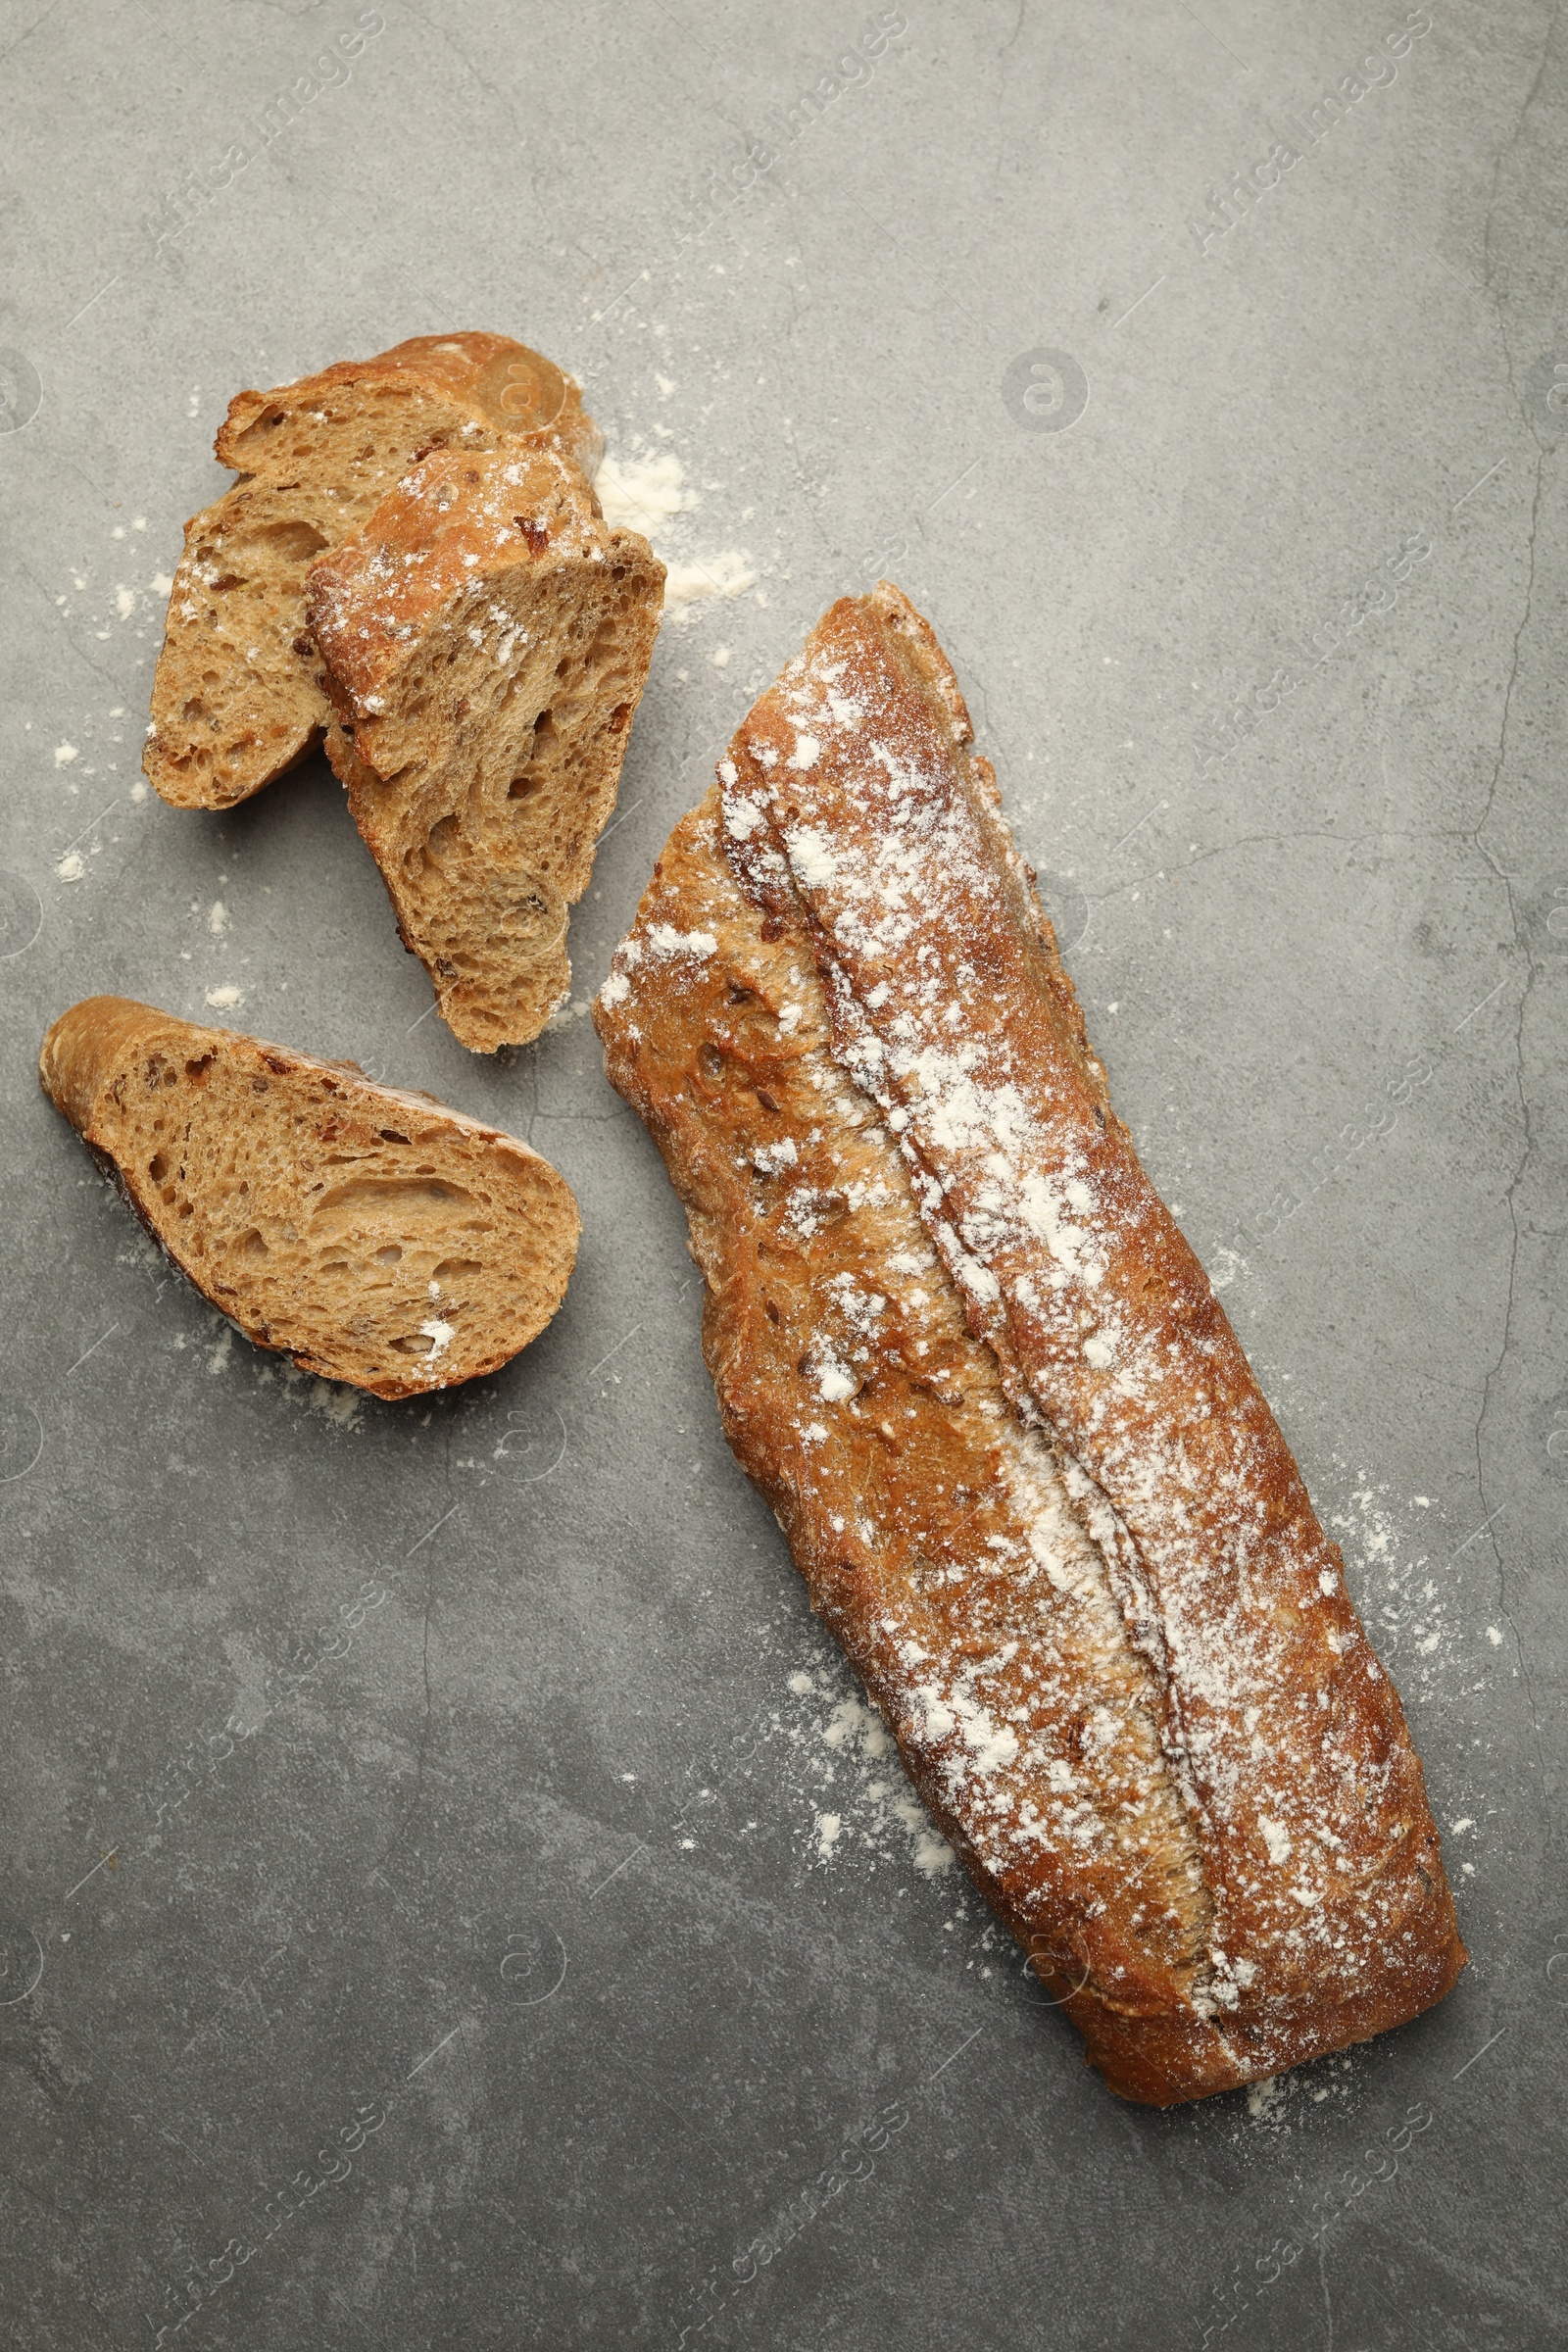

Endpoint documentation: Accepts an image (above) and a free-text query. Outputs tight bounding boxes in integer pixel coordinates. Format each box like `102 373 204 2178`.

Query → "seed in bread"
307 443 663 1054
145 333 602 812
41 998 579 1399
594 588 1465 2105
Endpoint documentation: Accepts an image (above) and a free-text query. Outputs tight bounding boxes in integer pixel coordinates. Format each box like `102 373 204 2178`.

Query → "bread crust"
147 333 601 811
307 444 662 1052
41 997 579 1398
595 591 1465 2104
213 332 601 479
306 442 645 720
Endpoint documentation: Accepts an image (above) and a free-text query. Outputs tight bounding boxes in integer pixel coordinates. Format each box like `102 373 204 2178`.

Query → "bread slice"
595 586 1464 2104
145 333 602 811
41 998 579 1398
306 443 663 1053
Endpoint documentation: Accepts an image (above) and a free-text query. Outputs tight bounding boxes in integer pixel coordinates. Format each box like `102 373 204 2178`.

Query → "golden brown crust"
305 443 647 726
595 590 1466 2104
597 797 1230 2091
148 333 602 811
41 997 579 1399
306 445 662 1053
214 331 601 480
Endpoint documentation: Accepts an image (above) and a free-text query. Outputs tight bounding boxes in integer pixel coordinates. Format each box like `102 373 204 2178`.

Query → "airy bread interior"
145 337 600 811
310 447 663 1052
40 998 579 1399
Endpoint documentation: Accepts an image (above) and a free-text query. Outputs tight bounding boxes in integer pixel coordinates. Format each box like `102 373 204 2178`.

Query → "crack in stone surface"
1464 423 1545 1760
367 1552 440 1874
1481 5 1562 440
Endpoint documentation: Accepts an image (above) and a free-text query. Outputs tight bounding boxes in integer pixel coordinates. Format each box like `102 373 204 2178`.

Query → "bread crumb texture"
145 333 602 811
40 997 579 1398
308 443 663 1052
595 584 1465 2106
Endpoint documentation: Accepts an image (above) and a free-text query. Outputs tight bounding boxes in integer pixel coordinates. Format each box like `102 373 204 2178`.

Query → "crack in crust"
597 795 1214 2061
596 585 1466 2104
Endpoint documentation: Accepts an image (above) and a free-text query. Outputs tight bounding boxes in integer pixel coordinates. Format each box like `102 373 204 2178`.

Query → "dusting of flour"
593 441 756 620
756 1646 1021 1991
777 1657 958 1882
1327 1474 1460 1697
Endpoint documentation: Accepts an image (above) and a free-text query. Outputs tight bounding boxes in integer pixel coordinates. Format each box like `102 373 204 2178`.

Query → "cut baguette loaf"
41 998 579 1398
146 333 601 810
307 444 663 1052
595 587 1464 2105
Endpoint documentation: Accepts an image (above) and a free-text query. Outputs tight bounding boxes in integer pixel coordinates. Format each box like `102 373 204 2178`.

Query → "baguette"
41 998 579 1398
594 586 1464 2104
145 333 601 811
307 444 662 1052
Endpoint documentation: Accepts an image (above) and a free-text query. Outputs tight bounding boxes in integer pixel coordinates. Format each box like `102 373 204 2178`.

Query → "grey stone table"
2 3 1563 2346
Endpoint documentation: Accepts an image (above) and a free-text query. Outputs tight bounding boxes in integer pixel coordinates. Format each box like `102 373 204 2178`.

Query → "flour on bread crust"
595 588 1464 2105
146 333 601 811
308 444 662 1052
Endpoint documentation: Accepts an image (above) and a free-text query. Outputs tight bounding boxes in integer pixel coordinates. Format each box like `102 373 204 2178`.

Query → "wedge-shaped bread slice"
41 998 579 1398
307 443 663 1053
146 333 602 811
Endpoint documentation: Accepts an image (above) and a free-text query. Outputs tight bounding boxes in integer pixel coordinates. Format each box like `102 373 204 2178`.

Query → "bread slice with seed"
306 443 663 1053
145 333 602 811
40 998 579 1398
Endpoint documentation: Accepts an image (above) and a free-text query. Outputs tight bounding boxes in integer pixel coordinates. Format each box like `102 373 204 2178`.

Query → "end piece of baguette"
145 333 601 812
596 587 1465 2104
307 443 663 1053
41 997 579 1398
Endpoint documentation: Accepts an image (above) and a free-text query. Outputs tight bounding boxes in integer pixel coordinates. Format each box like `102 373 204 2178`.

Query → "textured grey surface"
1 1 1564 2346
